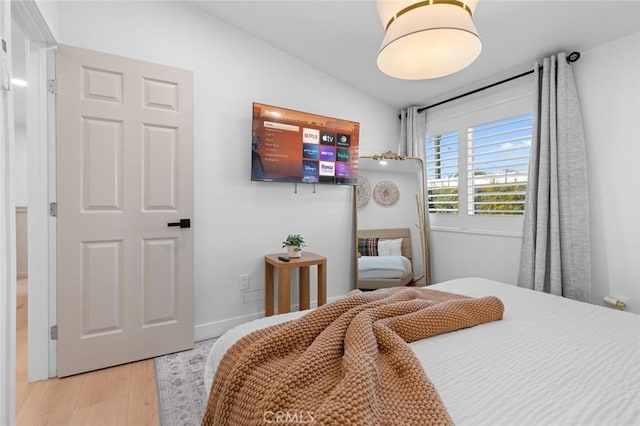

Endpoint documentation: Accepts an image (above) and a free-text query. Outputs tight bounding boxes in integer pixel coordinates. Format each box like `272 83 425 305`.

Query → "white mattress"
204 277 640 426
357 255 412 279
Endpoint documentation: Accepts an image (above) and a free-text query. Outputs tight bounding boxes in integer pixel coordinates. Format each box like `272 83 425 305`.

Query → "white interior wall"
12 20 27 207
13 125 26 206
15 206 27 278
13 46 27 277
576 32 640 313
430 231 522 284
45 1 398 339
13 28 27 274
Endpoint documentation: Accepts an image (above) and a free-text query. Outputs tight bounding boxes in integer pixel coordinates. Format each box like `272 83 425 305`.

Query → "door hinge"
49 202 57 217
47 78 57 94
50 325 58 340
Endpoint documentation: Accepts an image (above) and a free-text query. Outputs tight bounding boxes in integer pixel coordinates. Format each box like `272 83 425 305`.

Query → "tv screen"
251 102 360 185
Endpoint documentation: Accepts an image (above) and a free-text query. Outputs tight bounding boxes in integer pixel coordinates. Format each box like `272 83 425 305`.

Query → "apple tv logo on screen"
320 131 336 146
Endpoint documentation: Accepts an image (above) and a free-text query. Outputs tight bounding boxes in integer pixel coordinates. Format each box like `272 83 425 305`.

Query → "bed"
204 277 640 425
357 228 414 289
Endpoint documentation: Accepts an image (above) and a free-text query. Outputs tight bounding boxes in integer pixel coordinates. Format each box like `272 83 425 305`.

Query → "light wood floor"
16 278 160 425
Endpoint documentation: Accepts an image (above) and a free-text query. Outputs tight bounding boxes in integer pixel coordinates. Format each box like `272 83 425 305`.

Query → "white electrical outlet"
240 274 250 292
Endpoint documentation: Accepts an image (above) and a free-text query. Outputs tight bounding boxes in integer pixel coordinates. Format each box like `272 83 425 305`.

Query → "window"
426 131 458 214
467 114 532 215
424 82 534 226
426 113 532 216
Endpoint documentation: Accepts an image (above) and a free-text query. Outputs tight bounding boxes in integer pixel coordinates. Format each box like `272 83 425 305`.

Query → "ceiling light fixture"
11 78 28 87
376 0 482 80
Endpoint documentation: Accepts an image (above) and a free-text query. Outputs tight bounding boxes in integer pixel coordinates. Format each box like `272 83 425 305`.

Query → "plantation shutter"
467 114 532 215
426 131 459 214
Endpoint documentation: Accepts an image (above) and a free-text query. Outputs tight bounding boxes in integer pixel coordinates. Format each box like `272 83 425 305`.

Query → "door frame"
12 0 56 381
1 0 16 421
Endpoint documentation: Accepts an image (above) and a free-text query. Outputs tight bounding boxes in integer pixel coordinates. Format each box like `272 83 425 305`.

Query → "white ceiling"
192 0 640 110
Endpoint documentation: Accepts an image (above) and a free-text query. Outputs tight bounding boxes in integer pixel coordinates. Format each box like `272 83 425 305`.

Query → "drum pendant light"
376 0 482 80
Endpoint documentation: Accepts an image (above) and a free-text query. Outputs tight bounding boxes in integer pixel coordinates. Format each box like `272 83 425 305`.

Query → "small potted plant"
282 234 306 258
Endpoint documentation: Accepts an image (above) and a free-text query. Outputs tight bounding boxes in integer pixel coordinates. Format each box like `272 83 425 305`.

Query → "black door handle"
167 218 191 229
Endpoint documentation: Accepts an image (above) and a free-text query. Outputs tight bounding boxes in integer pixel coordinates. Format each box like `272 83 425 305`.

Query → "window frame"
424 78 534 235
466 113 532 216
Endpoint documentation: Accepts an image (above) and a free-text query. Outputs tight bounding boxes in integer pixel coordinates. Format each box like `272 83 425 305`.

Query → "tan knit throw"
203 287 504 426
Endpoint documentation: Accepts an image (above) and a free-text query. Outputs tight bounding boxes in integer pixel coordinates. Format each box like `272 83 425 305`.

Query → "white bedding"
204 277 640 426
357 255 412 279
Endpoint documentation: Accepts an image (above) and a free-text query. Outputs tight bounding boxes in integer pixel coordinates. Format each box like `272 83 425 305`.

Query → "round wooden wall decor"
357 176 371 209
373 180 400 207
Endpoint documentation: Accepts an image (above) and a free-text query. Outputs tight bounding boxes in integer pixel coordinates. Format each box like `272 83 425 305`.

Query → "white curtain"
398 106 426 157
518 52 591 302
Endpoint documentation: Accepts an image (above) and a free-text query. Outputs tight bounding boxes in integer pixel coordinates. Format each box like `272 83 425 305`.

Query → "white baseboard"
193 296 343 342
194 312 264 342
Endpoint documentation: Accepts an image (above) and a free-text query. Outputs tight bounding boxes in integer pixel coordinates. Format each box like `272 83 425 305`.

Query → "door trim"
1 0 17 423
13 0 56 381
25 45 56 380
11 0 54 43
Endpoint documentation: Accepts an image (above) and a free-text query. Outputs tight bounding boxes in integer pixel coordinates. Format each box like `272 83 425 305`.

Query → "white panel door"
56 45 193 377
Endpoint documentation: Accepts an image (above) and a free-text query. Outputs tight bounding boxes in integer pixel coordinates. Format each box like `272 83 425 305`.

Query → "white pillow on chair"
378 238 403 256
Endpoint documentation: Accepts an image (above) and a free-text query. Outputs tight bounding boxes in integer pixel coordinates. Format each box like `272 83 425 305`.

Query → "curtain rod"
412 51 581 114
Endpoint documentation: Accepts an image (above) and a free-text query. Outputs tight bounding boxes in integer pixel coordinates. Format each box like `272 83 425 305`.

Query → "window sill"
430 225 522 239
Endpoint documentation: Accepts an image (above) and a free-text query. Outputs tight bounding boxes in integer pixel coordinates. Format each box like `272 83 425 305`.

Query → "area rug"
155 338 217 426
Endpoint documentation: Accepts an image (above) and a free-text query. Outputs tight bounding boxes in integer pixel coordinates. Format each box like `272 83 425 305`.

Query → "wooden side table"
264 252 327 316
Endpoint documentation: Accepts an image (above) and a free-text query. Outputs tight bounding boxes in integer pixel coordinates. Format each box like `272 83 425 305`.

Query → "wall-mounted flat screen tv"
251 102 360 185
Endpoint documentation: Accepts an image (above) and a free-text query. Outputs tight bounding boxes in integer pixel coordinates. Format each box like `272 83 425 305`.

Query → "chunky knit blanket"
203 287 504 426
